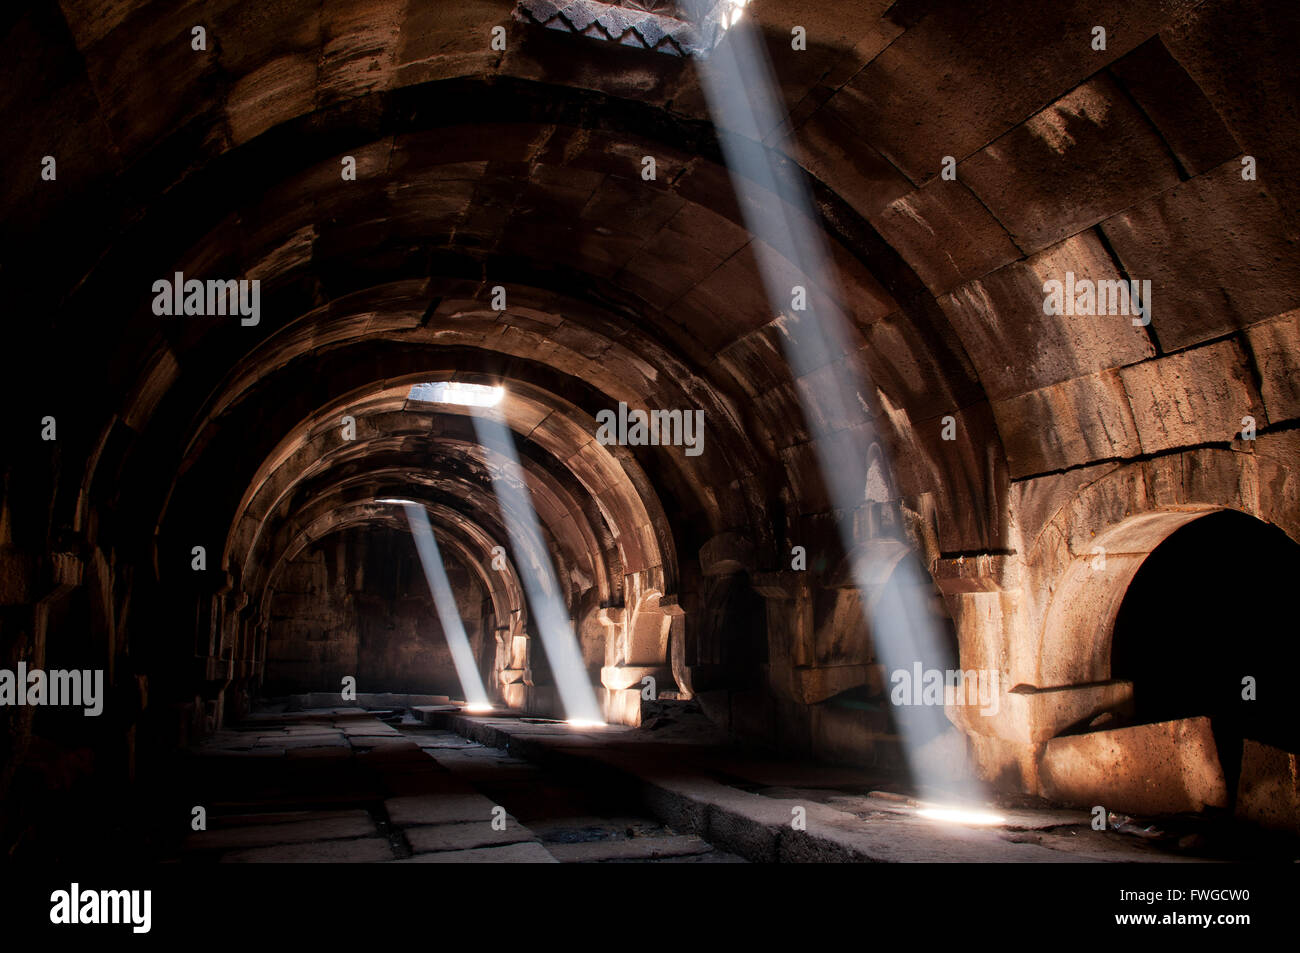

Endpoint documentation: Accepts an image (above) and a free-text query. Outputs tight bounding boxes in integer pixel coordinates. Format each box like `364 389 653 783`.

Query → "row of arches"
3 1 1298 856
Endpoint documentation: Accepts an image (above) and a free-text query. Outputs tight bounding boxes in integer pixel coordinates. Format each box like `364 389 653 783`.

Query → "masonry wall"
263 526 493 699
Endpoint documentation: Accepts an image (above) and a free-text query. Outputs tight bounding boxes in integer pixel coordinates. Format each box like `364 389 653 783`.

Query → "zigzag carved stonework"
514 0 731 57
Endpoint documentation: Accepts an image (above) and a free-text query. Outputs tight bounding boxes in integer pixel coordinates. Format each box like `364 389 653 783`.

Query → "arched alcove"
1111 510 1300 793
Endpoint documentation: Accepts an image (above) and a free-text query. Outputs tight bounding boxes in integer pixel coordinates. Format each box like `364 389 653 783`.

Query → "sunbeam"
695 15 982 807
471 411 605 726
398 501 493 711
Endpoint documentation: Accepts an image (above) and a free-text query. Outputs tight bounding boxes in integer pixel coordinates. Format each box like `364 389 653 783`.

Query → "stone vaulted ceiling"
1 0 1298 840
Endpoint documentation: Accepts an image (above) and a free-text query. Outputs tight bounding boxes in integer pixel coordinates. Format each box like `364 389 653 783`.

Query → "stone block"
938 231 1155 402
822 0 1199 182
1101 163 1300 351
1161 0 1300 224
784 664 881 706
600 687 643 727
784 107 911 219
993 680 1135 744
545 834 711 863
1245 308 1300 424
1039 717 1228 814
871 179 1021 296
1234 739 1300 833
186 811 376 851
395 842 557 863
1107 36 1241 177
1119 340 1264 454
963 73 1181 254
992 370 1140 477
405 821 534 854
220 837 394 863
385 793 500 826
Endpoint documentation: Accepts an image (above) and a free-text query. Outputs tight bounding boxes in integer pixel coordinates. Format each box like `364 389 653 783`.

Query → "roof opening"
408 381 504 407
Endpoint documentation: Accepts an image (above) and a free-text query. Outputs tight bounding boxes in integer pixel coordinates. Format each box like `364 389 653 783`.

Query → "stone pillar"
752 570 814 703
598 598 676 725
663 596 690 700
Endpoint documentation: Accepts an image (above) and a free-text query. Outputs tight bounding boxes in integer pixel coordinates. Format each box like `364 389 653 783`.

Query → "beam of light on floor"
399 502 493 711
471 412 605 725
916 806 1006 826
695 17 983 809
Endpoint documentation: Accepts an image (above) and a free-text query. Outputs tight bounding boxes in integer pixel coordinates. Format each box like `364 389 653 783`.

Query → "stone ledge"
933 553 1018 593
1039 716 1228 815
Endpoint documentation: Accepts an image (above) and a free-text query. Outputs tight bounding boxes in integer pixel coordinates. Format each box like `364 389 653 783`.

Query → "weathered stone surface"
219 837 395 863
188 811 379 847
1101 163 1300 351
821 0 1200 182
1161 0 1300 226
385 793 501 826
783 107 912 220
546 833 711 862
1107 36 1241 178
405 821 534 853
1245 309 1300 424
1039 717 1229 815
1234 740 1300 833
6 0 1300 861
1118 340 1264 454
992 681 1135 744
993 370 1140 476
963 73 1182 254
938 231 1156 402
870 179 1022 296
396 842 558 863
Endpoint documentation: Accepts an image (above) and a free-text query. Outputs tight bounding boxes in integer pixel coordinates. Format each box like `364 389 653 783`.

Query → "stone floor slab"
546 834 712 862
186 811 377 850
385 793 501 826
405 821 534 853
396 842 558 863
220 837 394 863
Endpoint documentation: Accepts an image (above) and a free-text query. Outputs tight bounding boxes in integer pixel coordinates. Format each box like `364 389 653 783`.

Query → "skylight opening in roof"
408 381 504 407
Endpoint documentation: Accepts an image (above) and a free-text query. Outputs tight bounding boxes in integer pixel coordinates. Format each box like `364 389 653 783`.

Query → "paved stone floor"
174 709 743 863
440 709 1300 863
167 705 1296 864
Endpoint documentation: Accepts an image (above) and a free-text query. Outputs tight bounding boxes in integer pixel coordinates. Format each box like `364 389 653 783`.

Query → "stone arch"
1033 448 1300 689
1110 510 1300 785
232 442 603 616
1037 506 1221 687
212 372 677 608
258 498 530 706
263 503 525 648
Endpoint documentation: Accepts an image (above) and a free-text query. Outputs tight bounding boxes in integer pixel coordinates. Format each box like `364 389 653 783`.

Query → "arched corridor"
2 0 1299 886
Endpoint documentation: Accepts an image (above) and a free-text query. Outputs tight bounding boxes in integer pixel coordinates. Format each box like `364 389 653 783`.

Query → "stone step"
411 704 461 725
